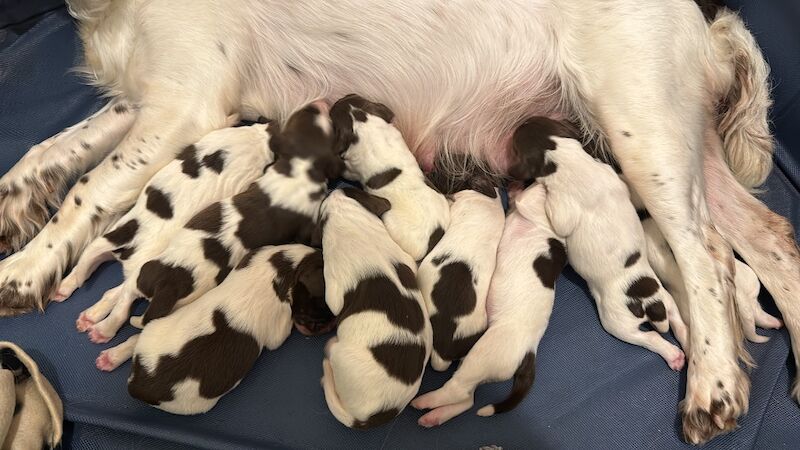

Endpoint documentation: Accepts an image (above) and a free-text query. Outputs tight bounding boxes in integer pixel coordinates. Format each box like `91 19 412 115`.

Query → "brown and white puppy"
413 183 564 425
94 102 339 369
319 187 432 429
331 95 450 261
58 122 276 342
124 245 330 414
417 177 505 371
511 117 689 370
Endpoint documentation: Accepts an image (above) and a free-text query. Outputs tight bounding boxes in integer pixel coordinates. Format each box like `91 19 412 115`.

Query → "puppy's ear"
510 116 576 182
325 155 345 180
341 187 391 218
469 175 498 198
364 101 394 124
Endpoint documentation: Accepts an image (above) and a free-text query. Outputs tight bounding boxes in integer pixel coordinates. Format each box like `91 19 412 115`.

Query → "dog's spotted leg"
577 9 750 442
704 126 800 400
0 103 227 316
0 99 136 252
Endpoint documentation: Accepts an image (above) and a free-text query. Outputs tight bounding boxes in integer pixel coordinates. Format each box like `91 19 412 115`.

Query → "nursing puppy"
413 183 564 425
330 95 449 261
124 245 331 414
319 187 432 429
131 101 339 327
57 123 276 341
92 103 338 361
630 194 783 344
417 176 504 371
511 117 688 369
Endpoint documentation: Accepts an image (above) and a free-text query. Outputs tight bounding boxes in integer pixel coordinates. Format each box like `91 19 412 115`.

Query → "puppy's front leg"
0 99 136 252
0 103 225 316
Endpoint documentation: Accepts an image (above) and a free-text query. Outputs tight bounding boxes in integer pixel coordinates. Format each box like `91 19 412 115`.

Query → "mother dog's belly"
239 0 570 172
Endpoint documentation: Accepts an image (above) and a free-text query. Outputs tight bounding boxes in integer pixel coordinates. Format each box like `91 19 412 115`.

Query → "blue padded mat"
1 5 799 450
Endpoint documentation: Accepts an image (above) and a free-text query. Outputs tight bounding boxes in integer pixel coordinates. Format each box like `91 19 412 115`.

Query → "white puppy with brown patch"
125 244 329 414
58 122 276 342
319 187 432 429
417 177 505 371
510 117 689 369
413 183 564 425
330 95 450 261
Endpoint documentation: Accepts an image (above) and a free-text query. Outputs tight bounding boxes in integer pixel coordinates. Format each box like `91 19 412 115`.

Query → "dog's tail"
476 351 536 417
706 7 773 189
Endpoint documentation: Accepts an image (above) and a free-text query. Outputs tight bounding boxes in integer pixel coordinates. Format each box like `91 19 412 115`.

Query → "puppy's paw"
76 312 95 332
53 276 80 302
668 349 686 371
0 249 60 316
0 167 68 253
96 351 121 372
681 363 749 444
88 328 111 344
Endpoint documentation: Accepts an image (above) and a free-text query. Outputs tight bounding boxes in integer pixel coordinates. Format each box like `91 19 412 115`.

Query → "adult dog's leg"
0 99 136 252
0 101 227 316
571 2 748 443
704 126 800 400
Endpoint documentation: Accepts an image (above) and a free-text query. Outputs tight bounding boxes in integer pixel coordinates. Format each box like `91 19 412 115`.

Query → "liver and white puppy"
95 102 339 369
330 95 449 261
630 194 783 344
125 245 331 414
510 117 688 369
319 187 432 429
417 177 504 371
58 123 276 342
413 183 564 425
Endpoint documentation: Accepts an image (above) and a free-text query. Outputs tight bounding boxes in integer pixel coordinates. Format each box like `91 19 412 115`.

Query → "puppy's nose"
311 99 330 116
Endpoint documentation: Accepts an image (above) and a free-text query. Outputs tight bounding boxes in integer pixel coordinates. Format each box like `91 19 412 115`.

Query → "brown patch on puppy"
137 260 195 324
339 275 425 334
394 263 418 290
341 188 391 218
330 94 395 155
104 219 138 246
426 226 445 256
369 341 427 385
532 238 567 289
128 309 260 405
509 117 579 182
366 168 402 190
145 186 174 219
185 202 224 234
352 408 400 429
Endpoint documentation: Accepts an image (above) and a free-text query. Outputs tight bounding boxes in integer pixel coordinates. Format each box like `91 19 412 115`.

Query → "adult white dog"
0 0 793 444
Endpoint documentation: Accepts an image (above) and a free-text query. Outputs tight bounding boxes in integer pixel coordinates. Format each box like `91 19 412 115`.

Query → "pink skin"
88 328 111 344
76 313 95 332
95 351 116 372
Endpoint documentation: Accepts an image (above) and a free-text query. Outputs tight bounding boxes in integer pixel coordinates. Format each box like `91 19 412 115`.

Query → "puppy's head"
273 101 344 181
291 250 335 336
508 117 580 183
330 94 397 180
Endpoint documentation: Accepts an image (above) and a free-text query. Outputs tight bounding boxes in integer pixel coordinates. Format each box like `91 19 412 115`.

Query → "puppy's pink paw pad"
51 291 69 302
417 414 441 428
96 352 117 372
669 351 686 371
76 313 94 332
88 328 110 344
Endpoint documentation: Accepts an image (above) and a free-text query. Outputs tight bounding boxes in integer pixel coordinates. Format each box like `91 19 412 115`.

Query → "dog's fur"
319 188 432 429
58 123 276 343
0 0 788 443
512 117 689 369
628 182 783 345
124 245 326 414
331 95 450 261
413 183 565 425
417 184 505 371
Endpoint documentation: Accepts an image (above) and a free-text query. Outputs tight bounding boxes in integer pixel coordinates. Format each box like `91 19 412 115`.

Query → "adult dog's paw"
0 166 68 253
681 362 749 444
0 249 61 316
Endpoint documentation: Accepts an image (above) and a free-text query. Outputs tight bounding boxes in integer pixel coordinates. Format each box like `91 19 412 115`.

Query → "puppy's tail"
706 7 773 189
476 351 536 417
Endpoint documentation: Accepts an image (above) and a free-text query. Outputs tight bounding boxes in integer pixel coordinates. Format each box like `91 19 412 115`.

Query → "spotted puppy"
511 117 688 369
123 245 330 414
57 123 275 343
413 183 564 425
319 187 432 429
92 102 338 369
331 94 449 261
630 194 783 344
417 177 504 371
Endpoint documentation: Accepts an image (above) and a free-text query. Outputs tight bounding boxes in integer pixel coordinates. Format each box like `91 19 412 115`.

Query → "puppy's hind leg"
96 335 139 372
0 99 136 252
54 236 117 301
89 287 139 344
77 285 123 332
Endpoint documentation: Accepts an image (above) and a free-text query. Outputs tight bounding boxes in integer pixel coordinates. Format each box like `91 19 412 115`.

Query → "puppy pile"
57 95 780 427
